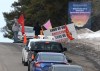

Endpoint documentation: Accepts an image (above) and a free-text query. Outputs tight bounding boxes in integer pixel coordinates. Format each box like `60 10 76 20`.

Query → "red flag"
18 14 25 35
65 24 74 40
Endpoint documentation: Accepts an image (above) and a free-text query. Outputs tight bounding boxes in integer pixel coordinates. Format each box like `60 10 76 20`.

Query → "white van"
48 65 83 71
18 26 35 41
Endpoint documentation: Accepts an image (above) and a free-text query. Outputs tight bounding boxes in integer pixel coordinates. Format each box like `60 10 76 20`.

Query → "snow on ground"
0 31 13 43
76 28 100 51
77 28 100 39
78 32 100 39
66 28 100 67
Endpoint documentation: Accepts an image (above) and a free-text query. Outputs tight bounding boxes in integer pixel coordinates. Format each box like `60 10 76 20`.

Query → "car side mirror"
67 59 72 63
63 47 67 51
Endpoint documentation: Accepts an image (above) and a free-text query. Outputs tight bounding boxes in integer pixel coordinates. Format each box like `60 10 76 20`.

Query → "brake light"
31 54 35 60
45 41 50 44
35 62 41 67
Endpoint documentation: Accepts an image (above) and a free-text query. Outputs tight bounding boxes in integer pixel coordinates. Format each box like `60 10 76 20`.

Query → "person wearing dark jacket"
33 23 41 38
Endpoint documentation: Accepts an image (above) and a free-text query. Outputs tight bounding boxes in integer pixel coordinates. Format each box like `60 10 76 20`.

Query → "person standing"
12 18 20 42
33 22 41 38
40 26 44 35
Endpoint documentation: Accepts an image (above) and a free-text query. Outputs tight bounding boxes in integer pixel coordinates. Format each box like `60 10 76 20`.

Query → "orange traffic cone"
23 34 27 45
31 54 35 60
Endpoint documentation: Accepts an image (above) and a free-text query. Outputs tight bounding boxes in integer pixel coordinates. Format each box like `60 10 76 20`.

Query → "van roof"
29 39 55 42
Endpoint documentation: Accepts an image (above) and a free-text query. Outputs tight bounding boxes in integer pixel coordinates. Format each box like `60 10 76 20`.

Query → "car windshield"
30 42 63 52
39 54 65 62
54 67 82 71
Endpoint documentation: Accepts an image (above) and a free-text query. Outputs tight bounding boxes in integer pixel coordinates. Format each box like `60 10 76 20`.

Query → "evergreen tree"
2 0 100 38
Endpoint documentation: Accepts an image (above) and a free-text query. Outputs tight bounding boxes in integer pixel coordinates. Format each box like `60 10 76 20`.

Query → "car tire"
22 58 28 66
30 62 33 71
28 61 31 71
22 58 24 64
24 61 28 66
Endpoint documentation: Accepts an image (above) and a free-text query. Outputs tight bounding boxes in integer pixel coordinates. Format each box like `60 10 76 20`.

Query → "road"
0 43 99 71
0 43 27 71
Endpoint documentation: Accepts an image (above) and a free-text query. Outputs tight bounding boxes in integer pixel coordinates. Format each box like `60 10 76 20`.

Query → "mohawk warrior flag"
18 14 25 35
69 2 91 27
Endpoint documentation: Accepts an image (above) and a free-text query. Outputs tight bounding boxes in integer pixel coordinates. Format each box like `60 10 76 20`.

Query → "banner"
69 2 91 27
43 20 52 30
43 24 77 42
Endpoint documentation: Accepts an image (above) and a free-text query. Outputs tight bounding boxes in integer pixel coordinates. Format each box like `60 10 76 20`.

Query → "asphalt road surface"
0 43 27 71
0 43 99 71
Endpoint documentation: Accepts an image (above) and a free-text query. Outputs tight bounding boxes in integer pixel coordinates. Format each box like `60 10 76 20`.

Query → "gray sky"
0 0 18 28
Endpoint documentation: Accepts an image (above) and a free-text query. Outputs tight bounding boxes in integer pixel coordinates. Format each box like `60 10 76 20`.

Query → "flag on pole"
18 14 25 35
43 20 52 30
65 24 74 40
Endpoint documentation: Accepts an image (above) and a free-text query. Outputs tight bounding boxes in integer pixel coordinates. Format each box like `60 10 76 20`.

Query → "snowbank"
77 28 100 39
78 32 100 39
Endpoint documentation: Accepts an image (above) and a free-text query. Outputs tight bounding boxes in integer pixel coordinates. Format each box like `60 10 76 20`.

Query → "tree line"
2 0 100 38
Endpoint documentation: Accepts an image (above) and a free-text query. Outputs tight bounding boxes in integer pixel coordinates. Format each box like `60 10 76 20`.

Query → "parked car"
29 52 70 71
18 26 34 41
48 65 83 71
